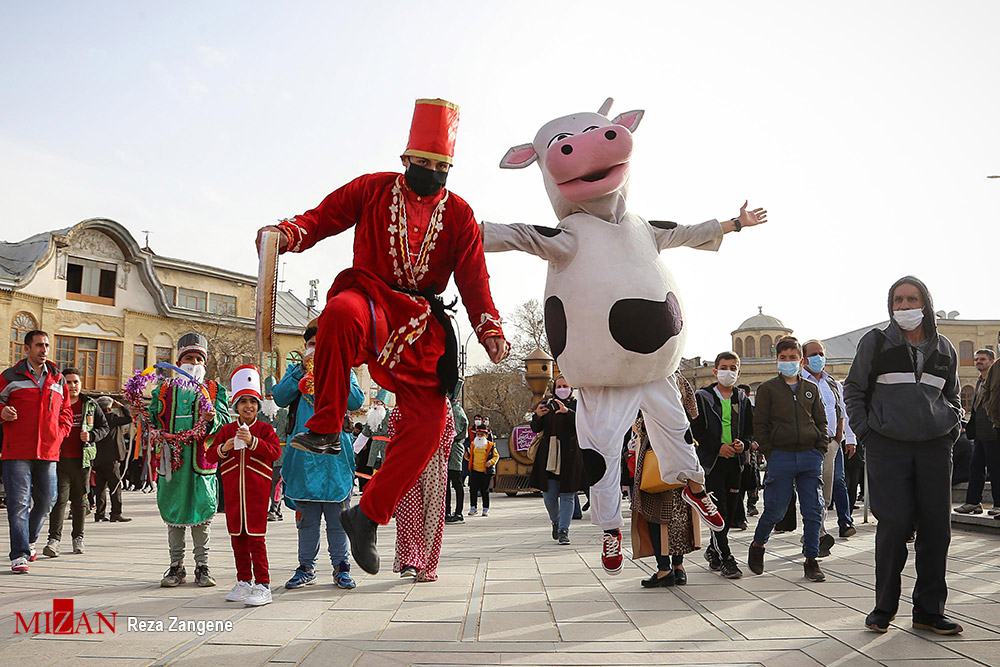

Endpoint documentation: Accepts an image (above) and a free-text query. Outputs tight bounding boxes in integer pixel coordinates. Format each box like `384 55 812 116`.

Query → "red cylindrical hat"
403 98 460 165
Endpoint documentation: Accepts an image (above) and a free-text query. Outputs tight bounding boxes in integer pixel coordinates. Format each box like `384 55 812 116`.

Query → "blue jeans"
295 498 350 571
541 478 575 532
3 459 58 561
754 449 824 558
833 445 853 527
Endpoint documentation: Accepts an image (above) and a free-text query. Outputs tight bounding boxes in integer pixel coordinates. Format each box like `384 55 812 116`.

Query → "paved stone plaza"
2 491 999 666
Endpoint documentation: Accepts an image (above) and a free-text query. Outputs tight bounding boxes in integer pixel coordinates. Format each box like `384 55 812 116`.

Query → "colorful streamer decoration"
124 367 215 473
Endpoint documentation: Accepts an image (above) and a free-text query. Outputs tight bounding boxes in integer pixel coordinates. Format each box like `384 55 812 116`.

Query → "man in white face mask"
844 276 963 636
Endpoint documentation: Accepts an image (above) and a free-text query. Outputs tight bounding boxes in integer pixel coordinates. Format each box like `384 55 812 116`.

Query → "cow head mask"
500 98 644 222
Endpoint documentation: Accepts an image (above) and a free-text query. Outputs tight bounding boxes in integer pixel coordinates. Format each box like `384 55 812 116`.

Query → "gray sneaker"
194 564 216 587
987 508 1000 516
954 503 983 514
43 539 60 558
72 537 84 554
160 564 187 587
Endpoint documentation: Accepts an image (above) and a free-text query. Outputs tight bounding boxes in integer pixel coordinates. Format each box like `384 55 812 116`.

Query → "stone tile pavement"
2 491 999 666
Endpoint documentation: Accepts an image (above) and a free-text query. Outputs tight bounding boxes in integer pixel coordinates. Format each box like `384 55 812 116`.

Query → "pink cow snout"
544 125 633 203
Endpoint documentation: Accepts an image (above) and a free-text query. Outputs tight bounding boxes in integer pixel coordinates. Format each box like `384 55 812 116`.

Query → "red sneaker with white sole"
682 487 725 532
601 531 623 575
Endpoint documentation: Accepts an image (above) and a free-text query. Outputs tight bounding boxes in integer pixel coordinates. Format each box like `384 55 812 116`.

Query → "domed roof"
733 307 791 333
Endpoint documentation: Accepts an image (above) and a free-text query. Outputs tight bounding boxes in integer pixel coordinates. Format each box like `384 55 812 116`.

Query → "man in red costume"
255 98 508 574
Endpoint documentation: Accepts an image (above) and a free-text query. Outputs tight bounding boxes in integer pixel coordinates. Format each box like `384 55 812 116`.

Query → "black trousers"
647 519 685 571
845 445 865 508
965 438 1000 506
705 458 741 559
93 460 123 519
48 458 89 542
468 470 491 509
867 432 953 617
445 468 464 516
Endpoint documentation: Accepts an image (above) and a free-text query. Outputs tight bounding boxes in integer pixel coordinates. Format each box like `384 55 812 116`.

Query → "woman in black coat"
530 375 587 545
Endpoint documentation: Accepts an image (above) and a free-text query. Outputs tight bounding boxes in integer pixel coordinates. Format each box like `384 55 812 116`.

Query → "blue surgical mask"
777 360 800 378
806 355 826 374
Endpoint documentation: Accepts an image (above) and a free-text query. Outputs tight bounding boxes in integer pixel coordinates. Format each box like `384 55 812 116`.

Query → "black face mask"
404 163 448 197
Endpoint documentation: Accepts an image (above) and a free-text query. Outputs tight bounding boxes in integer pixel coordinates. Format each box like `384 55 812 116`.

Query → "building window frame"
65 257 117 306
959 341 975 367
745 336 757 359
209 293 237 316
177 287 208 311
133 344 148 372
9 311 38 367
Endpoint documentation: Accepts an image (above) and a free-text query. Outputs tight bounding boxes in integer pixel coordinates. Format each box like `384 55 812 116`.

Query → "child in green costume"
152 333 230 587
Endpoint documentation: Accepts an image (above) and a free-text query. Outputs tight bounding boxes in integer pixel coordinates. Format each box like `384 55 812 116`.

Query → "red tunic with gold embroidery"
207 420 282 536
276 172 504 345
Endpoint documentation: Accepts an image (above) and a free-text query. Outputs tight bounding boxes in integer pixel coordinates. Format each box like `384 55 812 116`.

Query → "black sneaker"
818 533 835 558
340 505 379 574
866 610 895 633
290 430 342 455
551 522 559 540
839 524 857 538
747 505 759 517
705 546 722 572
748 543 765 575
721 557 743 579
109 515 132 522
912 612 963 635
558 530 570 545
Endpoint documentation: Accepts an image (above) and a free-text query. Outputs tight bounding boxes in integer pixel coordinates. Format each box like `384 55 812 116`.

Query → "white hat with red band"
231 364 262 404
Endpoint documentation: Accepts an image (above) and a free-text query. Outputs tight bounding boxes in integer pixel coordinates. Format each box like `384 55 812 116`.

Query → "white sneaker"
225 581 253 602
11 557 29 574
244 584 272 606
72 537 84 554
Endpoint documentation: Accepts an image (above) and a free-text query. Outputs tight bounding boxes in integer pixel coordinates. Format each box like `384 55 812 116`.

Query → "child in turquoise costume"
274 322 365 589
152 333 231 588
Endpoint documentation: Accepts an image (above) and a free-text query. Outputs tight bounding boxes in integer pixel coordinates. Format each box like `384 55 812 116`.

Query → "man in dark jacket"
748 337 829 583
691 351 753 579
93 396 132 523
44 368 109 558
844 276 963 635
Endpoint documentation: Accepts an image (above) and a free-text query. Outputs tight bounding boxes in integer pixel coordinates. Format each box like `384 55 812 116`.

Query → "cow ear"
612 109 644 133
499 143 538 169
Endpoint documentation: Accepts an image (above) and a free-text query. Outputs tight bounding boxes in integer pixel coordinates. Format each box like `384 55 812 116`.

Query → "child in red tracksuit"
206 365 281 606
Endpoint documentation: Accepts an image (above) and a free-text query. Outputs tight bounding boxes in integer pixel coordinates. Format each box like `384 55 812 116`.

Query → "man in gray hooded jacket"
844 276 962 635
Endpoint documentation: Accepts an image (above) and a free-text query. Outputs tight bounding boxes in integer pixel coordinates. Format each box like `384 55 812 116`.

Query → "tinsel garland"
123 370 213 472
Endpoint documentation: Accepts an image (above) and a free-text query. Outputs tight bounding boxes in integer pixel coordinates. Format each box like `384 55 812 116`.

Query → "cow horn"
598 98 614 116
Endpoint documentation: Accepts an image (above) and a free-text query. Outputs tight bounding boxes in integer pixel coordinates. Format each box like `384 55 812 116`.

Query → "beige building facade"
681 308 999 414
1 218 388 406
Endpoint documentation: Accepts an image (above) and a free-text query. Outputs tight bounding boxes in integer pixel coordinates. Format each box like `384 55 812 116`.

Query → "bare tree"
464 298 553 435
192 316 257 384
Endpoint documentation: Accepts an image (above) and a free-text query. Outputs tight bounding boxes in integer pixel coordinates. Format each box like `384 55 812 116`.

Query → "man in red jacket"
1 330 74 573
255 98 508 575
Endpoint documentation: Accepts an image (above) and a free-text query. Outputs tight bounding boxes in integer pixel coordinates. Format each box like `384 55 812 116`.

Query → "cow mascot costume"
255 98 509 575
482 98 767 574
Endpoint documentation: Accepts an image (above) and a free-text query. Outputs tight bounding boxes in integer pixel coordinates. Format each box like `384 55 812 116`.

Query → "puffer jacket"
0 360 73 461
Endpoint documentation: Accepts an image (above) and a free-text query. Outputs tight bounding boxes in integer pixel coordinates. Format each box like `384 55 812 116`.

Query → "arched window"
961 385 975 413
760 335 774 358
9 312 37 366
734 337 743 358
959 341 975 367
745 336 756 359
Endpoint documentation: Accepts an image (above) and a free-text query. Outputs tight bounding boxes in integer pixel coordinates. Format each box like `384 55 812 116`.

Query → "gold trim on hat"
403 148 454 165
414 98 460 112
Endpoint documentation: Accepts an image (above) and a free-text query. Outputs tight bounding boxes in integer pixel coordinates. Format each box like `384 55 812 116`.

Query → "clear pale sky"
3 2 998 368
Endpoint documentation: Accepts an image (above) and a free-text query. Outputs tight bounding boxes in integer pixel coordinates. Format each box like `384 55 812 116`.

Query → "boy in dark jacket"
691 352 753 579
748 337 830 583
844 276 963 635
